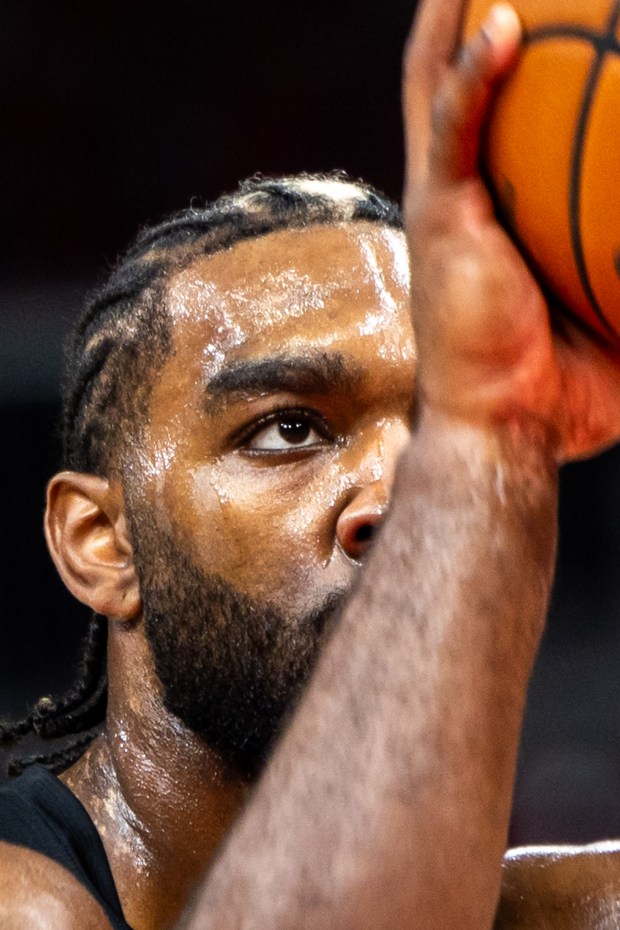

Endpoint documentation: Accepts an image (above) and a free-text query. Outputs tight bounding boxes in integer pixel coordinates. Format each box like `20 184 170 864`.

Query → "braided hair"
1 173 402 776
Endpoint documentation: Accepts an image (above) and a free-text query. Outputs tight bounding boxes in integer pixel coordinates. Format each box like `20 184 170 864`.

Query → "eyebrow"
204 351 362 411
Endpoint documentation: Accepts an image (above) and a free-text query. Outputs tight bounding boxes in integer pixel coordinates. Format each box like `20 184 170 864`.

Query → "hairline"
160 215 404 300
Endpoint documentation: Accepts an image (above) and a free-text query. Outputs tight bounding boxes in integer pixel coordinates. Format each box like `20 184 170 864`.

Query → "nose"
335 421 409 562
336 480 389 561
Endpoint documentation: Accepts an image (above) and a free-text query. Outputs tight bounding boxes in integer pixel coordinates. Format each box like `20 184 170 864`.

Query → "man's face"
126 221 415 772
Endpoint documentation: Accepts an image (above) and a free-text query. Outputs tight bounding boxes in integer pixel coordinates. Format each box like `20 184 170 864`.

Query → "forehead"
164 222 412 375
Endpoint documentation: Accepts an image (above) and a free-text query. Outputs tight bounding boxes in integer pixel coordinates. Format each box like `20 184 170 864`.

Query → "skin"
496 843 620 927
402 0 620 925
43 221 415 930
183 1 620 927
0 842 111 930
4 3 620 930
133 222 414 615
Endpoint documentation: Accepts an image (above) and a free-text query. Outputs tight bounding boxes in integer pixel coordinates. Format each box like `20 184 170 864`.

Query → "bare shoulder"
495 840 620 928
0 840 112 929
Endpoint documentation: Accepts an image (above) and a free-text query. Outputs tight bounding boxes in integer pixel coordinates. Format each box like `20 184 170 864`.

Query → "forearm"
182 410 558 930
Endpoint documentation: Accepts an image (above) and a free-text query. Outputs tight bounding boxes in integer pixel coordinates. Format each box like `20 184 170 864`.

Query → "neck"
61 618 250 930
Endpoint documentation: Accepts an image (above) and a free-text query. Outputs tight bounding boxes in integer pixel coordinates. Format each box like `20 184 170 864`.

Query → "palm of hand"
403 0 620 462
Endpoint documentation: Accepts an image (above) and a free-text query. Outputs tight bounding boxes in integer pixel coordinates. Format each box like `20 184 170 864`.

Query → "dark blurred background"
2 0 620 846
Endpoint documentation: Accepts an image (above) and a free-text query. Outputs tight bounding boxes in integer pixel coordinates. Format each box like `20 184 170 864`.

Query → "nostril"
336 487 386 561
354 524 375 545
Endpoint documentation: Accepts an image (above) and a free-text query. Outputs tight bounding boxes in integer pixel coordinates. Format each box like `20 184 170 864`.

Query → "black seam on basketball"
566 0 620 338
527 25 620 56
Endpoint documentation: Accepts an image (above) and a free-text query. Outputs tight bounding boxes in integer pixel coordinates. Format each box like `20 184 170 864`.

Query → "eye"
243 409 332 453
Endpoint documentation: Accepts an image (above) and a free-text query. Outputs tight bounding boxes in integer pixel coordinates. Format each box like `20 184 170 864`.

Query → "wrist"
390 402 559 651
412 402 559 486
394 404 560 575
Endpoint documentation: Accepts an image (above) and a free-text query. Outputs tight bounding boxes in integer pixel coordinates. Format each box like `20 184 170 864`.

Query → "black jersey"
0 765 131 929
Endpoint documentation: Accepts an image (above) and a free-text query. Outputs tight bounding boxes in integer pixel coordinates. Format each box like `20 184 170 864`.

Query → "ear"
44 472 141 621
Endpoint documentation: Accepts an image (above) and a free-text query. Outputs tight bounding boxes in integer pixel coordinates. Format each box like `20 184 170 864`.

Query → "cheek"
182 456 351 601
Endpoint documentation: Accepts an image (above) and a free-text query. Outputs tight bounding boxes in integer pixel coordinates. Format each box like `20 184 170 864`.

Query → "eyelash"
232 405 337 453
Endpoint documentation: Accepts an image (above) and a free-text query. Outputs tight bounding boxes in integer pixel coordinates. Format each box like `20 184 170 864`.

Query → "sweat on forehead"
140 225 413 487
61 174 402 478
161 224 410 391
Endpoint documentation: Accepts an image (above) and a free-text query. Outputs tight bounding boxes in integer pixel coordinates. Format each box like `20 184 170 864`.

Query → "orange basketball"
464 0 620 342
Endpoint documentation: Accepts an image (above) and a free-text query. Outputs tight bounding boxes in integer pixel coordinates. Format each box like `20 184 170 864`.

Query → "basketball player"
2 1 620 928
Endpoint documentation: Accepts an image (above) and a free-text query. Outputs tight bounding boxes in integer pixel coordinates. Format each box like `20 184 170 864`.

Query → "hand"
402 0 620 462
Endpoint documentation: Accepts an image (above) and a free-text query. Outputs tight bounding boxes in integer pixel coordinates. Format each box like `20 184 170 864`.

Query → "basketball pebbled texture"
464 0 620 342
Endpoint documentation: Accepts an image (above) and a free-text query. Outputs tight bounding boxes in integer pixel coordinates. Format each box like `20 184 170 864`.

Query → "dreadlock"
1 173 402 776
1 613 108 775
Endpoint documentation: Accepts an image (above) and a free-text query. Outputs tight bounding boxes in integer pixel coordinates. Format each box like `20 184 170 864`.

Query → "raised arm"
180 2 620 928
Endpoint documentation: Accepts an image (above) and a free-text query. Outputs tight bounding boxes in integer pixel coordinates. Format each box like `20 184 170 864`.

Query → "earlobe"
45 472 141 621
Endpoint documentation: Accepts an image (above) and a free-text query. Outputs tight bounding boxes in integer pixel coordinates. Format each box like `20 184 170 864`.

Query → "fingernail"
481 3 522 44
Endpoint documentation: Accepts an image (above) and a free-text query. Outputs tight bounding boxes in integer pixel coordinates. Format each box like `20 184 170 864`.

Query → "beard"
126 505 346 778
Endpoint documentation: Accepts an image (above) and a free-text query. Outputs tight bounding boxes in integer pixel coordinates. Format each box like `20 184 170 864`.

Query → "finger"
428 3 522 183
403 0 468 187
